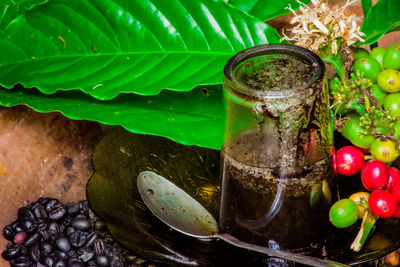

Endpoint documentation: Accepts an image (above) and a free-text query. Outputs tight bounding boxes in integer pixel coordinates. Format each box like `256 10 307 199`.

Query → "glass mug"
219 44 336 251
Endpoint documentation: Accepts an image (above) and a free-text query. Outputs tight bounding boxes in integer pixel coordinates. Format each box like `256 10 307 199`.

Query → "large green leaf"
0 0 49 29
226 0 310 22
0 85 225 149
361 0 400 45
0 0 281 100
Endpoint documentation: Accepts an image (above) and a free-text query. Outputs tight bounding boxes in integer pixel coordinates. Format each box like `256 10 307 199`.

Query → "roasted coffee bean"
87 261 97 267
54 259 67 267
56 251 67 260
68 250 78 259
56 237 71 252
2 244 21 260
49 206 67 221
95 254 110 266
29 244 41 262
85 232 98 247
77 247 94 262
69 231 87 248
94 239 106 255
40 240 53 255
18 207 35 222
11 221 20 229
78 201 89 213
3 224 14 240
71 217 90 231
45 199 59 212
67 204 79 216
13 231 27 245
36 219 48 232
24 232 41 247
38 197 50 205
40 230 51 241
10 255 31 267
21 219 37 233
68 257 83 266
14 226 24 234
66 226 75 236
43 254 55 266
110 259 124 267
31 203 48 220
48 222 60 236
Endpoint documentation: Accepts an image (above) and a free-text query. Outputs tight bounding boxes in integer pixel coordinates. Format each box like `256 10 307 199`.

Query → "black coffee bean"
77 247 94 262
40 240 53 255
43 254 55 266
2 244 21 260
66 227 75 236
94 239 106 255
95 254 109 266
54 259 67 267
68 257 83 266
110 259 123 267
87 261 97 267
71 217 90 231
38 197 50 205
56 237 71 252
11 221 20 229
69 231 87 248
68 250 78 259
56 251 67 260
22 219 37 233
85 232 98 247
78 201 88 213
48 222 60 236
31 203 48 219
23 232 41 247
10 255 31 267
45 199 59 212
67 204 79 216
3 224 14 240
40 230 51 241
37 219 48 232
14 226 24 234
18 207 35 222
49 206 67 221
29 244 41 262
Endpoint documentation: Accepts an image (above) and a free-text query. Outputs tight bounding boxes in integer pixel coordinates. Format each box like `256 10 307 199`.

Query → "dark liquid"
219 147 335 251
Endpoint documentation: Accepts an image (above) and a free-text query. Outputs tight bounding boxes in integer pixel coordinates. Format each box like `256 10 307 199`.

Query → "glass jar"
219 43 336 251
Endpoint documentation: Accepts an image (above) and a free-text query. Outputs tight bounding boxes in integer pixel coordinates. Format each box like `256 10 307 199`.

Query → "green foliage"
361 0 400 45
0 0 281 100
226 0 310 21
0 0 49 29
0 85 225 149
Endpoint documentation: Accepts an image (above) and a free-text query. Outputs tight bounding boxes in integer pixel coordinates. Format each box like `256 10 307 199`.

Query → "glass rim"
223 43 325 99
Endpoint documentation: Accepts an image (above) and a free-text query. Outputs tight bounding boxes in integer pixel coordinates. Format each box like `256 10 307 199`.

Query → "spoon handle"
217 234 349 267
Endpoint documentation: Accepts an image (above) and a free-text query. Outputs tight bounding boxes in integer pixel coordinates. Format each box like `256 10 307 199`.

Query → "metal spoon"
137 171 349 267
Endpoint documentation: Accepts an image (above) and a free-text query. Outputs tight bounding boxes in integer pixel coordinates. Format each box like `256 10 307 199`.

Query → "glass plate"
86 129 400 266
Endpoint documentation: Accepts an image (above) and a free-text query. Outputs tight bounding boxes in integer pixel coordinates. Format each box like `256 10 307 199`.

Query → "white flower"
282 0 365 55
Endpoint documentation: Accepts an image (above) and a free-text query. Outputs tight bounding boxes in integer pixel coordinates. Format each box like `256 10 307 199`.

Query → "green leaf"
0 0 281 100
0 85 225 149
226 0 310 22
0 0 49 29
361 0 372 17
361 0 400 45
